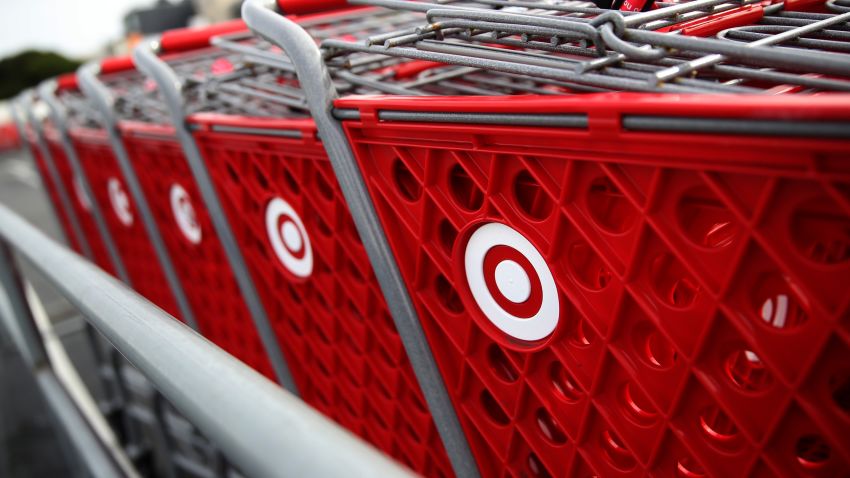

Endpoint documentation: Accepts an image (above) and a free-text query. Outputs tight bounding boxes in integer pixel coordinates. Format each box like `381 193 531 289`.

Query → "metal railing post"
0 242 126 478
0 202 415 478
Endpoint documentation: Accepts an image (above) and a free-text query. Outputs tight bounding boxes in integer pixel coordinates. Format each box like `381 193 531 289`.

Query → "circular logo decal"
74 176 92 212
170 184 202 245
464 222 559 342
107 177 133 227
265 197 312 278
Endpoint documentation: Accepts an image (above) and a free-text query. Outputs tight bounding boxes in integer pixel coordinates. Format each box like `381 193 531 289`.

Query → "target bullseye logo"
464 222 559 342
74 176 92 212
265 197 312 278
170 184 202 245
107 177 133 227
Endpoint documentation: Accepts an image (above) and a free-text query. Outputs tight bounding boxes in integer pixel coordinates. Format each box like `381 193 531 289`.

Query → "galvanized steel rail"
0 202 414 478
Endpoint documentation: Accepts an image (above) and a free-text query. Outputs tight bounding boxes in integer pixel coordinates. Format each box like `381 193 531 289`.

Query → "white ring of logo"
107 177 133 227
464 222 559 342
170 184 202 245
74 176 92 212
265 197 313 278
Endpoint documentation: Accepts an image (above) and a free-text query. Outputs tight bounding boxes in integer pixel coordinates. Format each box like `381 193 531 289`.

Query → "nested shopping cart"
54 60 190 325
243 0 850 476
130 7 485 476
35 76 128 278
0 122 20 152
77 27 287 381
15 92 85 254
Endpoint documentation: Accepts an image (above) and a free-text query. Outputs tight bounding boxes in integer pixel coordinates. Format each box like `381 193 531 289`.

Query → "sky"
0 0 154 60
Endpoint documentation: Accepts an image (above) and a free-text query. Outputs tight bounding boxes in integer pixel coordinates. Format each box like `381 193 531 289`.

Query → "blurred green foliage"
0 50 81 100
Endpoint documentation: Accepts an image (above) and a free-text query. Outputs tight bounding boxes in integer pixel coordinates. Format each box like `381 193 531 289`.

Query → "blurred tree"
0 50 81 100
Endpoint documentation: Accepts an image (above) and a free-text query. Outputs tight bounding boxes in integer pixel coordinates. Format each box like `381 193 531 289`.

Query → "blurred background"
0 0 242 121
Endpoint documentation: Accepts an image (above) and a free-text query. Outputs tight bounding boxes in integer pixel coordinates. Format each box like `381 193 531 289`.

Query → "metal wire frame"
99 9 427 123
131 6 612 124
318 0 850 94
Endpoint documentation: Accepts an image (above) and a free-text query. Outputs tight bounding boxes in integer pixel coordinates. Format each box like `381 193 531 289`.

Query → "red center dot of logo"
277 214 305 258
482 245 543 319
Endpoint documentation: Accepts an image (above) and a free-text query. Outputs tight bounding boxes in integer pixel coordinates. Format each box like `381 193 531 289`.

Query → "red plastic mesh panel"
69 129 181 319
44 129 117 275
338 96 850 478
190 123 454 477
0 123 20 151
120 129 275 380
25 135 82 253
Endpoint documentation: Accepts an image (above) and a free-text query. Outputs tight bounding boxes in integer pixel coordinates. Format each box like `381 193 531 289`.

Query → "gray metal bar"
0 243 125 478
332 108 361 120
339 107 849 138
35 368 127 478
651 10 850 83
210 124 303 138
622 115 850 139
377 110 588 127
0 242 48 369
76 62 200 333
0 202 414 478
242 2 481 477
34 82 148 463
150 394 180 478
20 91 95 260
132 42 299 394
38 80 132 285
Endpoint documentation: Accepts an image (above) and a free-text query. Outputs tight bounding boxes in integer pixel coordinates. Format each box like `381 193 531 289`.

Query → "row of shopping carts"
11 0 850 476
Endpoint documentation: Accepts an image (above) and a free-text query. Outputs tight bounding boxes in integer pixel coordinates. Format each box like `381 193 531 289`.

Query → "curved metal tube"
76 61 199 332
19 90 93 259
242 1 480 476
38 79 131 284
0 202 414 478
132 40 299 394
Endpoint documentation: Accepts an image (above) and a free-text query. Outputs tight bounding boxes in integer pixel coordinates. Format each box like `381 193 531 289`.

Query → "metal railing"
0 200 415 478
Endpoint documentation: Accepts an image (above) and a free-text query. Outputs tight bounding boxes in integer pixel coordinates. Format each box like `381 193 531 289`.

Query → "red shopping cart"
77 38 286 380
16 92 84 254
0 122 20 152
244 0 850 476
36 75 123 276
130 8 487 476
68 59 185 322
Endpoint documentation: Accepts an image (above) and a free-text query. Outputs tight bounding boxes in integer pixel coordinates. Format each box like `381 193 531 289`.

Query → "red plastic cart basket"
80 43 284 378
131 8 475 476
246 0 850 476
64 62 184 320
37 75 122 276
16 93 84 254
0 122 20 152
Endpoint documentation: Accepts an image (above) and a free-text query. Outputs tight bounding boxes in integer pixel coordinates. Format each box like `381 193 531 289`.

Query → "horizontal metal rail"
0 202 414 478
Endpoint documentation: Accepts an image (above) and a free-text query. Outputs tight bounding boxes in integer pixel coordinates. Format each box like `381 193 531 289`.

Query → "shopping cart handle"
56 73 78 92
158 19 248 53
276 0 349 14
99 56 136 75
